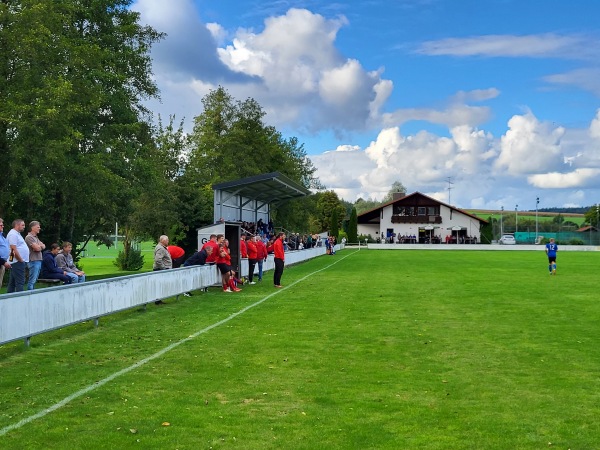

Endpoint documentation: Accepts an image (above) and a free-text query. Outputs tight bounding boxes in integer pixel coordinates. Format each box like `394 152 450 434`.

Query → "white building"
358 192 487 244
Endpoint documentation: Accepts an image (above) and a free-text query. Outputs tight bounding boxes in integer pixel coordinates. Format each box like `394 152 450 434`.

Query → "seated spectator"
55 242 86 283
167 244 186 268
40 244 72 285
183 246 213 267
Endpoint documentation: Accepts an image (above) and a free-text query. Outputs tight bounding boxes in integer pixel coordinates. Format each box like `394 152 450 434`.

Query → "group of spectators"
152 230 288 298
0 218 86 293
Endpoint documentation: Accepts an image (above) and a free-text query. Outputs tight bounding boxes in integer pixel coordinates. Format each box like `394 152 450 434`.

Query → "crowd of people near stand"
152 229 288 298
2 216 336 296
0 218 86 293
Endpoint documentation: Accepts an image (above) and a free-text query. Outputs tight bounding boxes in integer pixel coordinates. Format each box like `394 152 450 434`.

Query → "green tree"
311 191 345 233
330 208 339 240
381 180 407 203
584 205 600 228
347 207 358 243
183 87 320 242
0 0 164 251
354 197 381 215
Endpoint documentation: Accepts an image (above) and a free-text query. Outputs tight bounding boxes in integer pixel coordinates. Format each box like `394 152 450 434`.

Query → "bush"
114 248 145 271
568 239 585 245
358 234 376 243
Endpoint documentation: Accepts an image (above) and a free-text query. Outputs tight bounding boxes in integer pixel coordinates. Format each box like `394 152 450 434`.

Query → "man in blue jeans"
7 219 30 293
25 220 45 290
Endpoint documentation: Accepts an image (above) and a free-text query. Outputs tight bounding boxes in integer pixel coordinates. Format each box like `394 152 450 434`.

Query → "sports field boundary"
366 243 600 251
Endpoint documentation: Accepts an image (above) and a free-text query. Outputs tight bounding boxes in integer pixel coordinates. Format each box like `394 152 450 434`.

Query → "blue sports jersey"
546 242 558 257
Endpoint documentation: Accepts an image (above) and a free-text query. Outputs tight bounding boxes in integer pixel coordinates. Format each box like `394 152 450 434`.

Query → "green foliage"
182 86 320 241
310 190 346 233
354 197 382 214
0 0 164 245
330 208 339 239
569 238 585 245
113 247 144 271
347 207 358 243
381 180 407 203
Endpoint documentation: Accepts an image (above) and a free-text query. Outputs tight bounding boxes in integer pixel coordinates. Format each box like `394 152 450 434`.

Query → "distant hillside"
538 206 592 215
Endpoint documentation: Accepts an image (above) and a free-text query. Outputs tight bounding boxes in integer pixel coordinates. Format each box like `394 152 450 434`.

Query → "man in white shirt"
7 219 30 293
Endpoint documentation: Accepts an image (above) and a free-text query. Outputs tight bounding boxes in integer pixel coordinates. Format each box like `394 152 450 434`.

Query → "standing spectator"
246 234 258 284
55 242 86 283
153 235 172 271
25 221 46 290
273 232 285 288
167 244 186 268
240 233 248 259
255 235 267 282
40 243 72 285
7 219 30 293
153 235 172 304
0 218 10 288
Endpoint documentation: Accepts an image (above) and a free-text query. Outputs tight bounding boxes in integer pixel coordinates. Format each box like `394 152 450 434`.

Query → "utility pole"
500 206 504 236
515 204 518 233
535 197 540 243
446 177 454 205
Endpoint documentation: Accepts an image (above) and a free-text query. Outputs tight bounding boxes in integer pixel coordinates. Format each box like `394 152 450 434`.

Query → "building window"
428 206 437 215
418 207 426 216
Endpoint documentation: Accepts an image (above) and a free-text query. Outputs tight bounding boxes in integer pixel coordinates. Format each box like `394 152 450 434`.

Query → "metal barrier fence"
1 246 330 346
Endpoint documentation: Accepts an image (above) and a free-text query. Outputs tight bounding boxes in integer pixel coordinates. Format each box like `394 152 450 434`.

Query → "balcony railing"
391 215 442 224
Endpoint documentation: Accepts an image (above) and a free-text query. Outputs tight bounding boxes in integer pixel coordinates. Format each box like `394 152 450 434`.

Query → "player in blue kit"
545 238 558 275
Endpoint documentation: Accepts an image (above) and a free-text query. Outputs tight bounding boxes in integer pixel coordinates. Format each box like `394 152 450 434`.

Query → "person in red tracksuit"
256 237 267 282
216 242 240 292
246 235 258 284
240 233 248 259
202 234 222 264
273 232 285 288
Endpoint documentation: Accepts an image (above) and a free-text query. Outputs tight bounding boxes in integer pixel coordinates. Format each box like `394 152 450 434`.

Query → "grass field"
1 249 599 449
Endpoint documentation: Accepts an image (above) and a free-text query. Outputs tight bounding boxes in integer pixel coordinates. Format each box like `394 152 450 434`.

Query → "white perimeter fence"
1 246 335 346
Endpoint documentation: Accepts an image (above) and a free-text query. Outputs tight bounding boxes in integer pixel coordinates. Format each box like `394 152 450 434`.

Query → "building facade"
357 192 487 244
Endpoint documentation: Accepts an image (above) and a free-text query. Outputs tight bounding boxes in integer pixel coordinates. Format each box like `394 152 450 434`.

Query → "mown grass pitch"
1 249 599 449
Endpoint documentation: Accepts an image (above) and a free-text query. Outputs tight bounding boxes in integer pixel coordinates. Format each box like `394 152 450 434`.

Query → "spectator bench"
36 278 63 287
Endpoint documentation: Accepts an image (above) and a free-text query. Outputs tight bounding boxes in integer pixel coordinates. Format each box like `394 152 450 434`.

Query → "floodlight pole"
515 205 518 233
535 197 540 243
500 206 504 236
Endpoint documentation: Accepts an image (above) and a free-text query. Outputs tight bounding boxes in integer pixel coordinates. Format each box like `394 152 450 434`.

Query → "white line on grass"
0 249 359 437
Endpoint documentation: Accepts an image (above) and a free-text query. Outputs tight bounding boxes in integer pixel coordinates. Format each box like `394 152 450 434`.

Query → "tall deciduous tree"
0 0 163 248
330 208 339 240
382 180 407 203
182 86 320 245
347 207 358 243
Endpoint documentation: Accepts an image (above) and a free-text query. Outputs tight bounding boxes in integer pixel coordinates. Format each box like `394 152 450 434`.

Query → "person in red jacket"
255 236 267 282
240 233 248 259
246 234 258 284
215 242 241 292
202 234 222 264
167 245 186 268
273 232 285 288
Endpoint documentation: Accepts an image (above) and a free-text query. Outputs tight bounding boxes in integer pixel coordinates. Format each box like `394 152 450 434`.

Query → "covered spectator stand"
212 172 310 224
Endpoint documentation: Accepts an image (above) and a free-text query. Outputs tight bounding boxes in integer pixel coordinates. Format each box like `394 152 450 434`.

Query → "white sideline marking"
0 250 359 437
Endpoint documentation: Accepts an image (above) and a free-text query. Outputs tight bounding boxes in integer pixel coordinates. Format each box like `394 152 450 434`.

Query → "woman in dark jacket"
40 244 72 284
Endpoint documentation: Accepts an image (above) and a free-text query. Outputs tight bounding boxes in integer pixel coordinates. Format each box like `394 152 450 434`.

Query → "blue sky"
132 0 600 211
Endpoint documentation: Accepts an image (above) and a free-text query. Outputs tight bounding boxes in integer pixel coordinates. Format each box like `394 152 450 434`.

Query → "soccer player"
545 238 558 275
